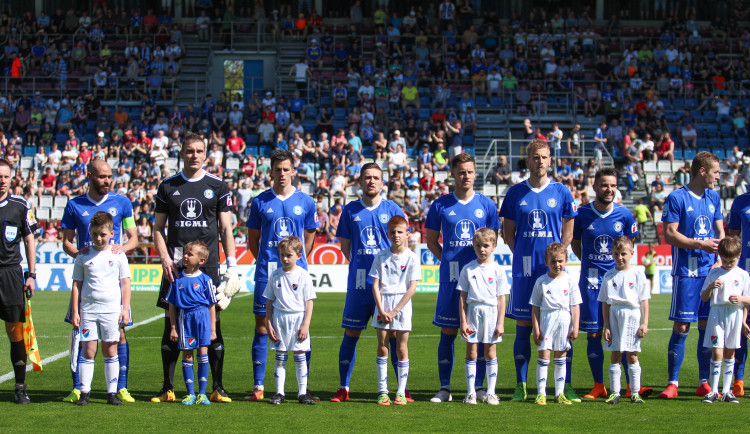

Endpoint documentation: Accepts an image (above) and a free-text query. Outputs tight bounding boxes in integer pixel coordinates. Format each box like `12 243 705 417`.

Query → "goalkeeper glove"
221 256 241 299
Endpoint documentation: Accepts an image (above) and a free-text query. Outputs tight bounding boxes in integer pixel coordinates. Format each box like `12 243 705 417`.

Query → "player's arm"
119 277 131 326
168 303 179 341
247 228 260 261
459 291 470 338
601 302 612 343
638 299 649 338
495 294 506 338
153 211 178 282
531 305 541 345
571 239 582 260
304 228 315 259
62 228 80 258
664 221 719 253
22 232 36 297
339 238 351 261
701 278 721 302
265 300 277 341
209 304 217 341
561 217 574 247
502 219 516 253
425 228 442 260
569 304 580 340
71 280 82 328
218 210 237 263
391 279 417 317
120 225 139 255
298 298 313 341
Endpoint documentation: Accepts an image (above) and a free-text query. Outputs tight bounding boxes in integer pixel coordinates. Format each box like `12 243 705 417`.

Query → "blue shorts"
64 301 133 327
669 275 710 322
433 281 460 328
506 276 535 321
254 281 267 316
579 281 603 333
341 286 376 330
177 306 211 350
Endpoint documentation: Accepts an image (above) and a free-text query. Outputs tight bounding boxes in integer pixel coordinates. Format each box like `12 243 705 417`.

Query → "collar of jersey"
183 270 203 277
453 191 475 205
360 196 382 211
684 185 704 200
591 202 615 218
525 177 551 193
86 192 110 206
180 170 206 183
273 188 297 201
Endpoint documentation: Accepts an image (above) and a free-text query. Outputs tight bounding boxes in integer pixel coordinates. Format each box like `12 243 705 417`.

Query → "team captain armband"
122 216 136 230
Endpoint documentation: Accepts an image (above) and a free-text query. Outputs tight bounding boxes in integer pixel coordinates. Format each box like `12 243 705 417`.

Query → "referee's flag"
23 300 43 372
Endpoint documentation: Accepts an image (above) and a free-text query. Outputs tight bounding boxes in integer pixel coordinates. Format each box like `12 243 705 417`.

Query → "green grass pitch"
0 292 746 431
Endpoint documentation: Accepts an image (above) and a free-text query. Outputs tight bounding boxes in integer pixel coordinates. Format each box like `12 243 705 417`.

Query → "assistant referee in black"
0 158 37 404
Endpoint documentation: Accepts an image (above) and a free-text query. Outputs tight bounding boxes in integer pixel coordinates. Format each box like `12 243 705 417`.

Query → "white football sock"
723 358 735 395
486 358 498 395
609 363 622 395
79 357 95 393
104 356 119 394
536 358 549 396
554 358 566 397
628 362 641 394
465 359 477 396
710 359 722 394
397 359 409 395
275 353 288 396
376 356 388 394
294 353 307 397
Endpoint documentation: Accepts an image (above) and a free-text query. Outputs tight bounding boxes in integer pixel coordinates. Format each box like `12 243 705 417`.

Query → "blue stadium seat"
407 147 417 158
332 120 347 131
714 149 726 159
490 96 503 106
720 123 733 134
685 98 698 108
739 137 750 148
55 133 67 143
673 149 683 159
683 149 697 160
723 137 736 148
474 96 487 106
246 133 259 144
708 137 722 148
305 107 318 118
303 120 317 131
362 146 374 158
419 96 431 106
418 108 431 119
333 107 346 119
320 96 332 106
463 135 475 145
23 146 35 157
462 146 475 156
671 99 685 109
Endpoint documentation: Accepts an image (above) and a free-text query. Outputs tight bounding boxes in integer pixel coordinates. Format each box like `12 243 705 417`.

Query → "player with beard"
330 162 408 402
571 168 648 400
500 139 578 402
426 153 500 403
245 150 318 402
151 132 238 403
61 159 138 403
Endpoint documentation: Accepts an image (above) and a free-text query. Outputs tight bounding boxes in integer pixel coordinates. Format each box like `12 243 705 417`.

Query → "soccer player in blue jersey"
571 168 648 400
61 159 138 404
245 150 318 402
330 162 407 403
425 152 500 403
727 184 750 397
500 139 577 402
658 151 724 399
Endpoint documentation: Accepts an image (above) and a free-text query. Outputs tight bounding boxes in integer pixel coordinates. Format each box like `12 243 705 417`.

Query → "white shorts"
272 311 310 352
704 304 744 349
605 305 642 353
538 310 571 352
462 303 502 344
371 293 412 331
79 312 121 342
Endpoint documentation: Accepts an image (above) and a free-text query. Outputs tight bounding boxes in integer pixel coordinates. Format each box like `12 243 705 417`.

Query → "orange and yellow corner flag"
23 300 42 372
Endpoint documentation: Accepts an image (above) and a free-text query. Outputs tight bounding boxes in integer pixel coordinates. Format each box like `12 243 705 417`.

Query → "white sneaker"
463 394 477 405
485 394 500 405
430 388 453 403
476 389 488 403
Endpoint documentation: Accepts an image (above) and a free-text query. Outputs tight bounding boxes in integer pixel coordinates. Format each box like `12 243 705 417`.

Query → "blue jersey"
499 180 577 278
246 188 317 283
337 199 406 291
166 271 217 310
573 202 637 288
60 193 135 249
662 186 723 277
425 192 500 284
727 192 750 270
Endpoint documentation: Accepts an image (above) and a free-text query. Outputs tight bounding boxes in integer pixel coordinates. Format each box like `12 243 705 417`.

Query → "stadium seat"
463 135 475 145
683 149 697 160
333 107 346 119
39 195 53 208
418 108 431 119
23 146 35 157
463 146 475 156
673 149 683 159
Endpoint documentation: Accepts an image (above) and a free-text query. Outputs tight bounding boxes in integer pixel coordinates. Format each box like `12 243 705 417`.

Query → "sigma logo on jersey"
358 226 383 254
452 219 477 246
693 215 711 237
108 207 118 216
590 235 614 261
524 209 552 237
178 199 207 227
4 225 17 242
204 189 214 199
269 217 295 245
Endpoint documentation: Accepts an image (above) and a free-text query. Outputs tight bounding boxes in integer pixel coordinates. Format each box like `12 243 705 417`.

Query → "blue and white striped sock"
183 361 195 396
275 353 288 396
554 358 566 397
397 359 410 395
376 356 388 394
79 357 95 394
294 353 308 397
486 358 499 395
197 354 209 395
104 356 119 394
465 359 477 396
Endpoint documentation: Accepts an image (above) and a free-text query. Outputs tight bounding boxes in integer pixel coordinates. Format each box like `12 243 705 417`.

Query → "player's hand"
79 246 90 255
111 243 125 254
569 328 579 341
170 329 178 342
221 262 241 298
387 309 399 320
210 330 217 341
267 324 278 342
603 328 612 343
119 311 130 327
23 277 34 299
533 330 541 346
379 311 392 324
493 324 504 339
700 239 720 254
161 257 179 283
72 313 80 328
298 324 309 341
460 323 472 340
730 294 741 304
744 323 750 339
638 324 648 338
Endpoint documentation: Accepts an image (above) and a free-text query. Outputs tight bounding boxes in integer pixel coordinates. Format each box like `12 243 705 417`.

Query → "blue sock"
697 327 712 383
306 350 311 371
737 334 748 382
73 345 83 390
437 332 457 389
117 343 129 390
476 343 486 390
183 361 195 395
566 344 573 385
251 331 268 387
389 336 398 376
622 353 630 385
338 334 359 388
587 335 604 384
197 355 209 395
667 329 688 383
514 325 532 383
